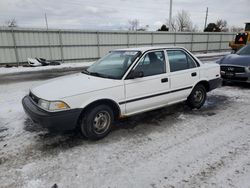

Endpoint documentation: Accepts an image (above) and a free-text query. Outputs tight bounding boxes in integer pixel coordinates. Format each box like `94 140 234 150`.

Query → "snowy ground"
1 56 250 188
0 62 94 76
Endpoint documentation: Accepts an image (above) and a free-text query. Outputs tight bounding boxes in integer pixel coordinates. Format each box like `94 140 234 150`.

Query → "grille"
29 92 39 104
220 66 245 73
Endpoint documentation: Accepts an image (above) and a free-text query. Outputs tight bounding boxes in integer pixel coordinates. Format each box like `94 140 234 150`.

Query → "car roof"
112 46 185 53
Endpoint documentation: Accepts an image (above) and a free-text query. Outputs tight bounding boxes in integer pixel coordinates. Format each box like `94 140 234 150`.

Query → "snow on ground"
0 76 250 188
0 52 229 76
0 62 94 76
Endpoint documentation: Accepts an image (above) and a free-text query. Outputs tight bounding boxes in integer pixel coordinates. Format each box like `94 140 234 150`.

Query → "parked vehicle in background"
217 44 250 83
229 22 250 52
22 46 221 140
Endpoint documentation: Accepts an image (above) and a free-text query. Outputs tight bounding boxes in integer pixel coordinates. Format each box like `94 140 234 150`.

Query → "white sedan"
22 46 221 140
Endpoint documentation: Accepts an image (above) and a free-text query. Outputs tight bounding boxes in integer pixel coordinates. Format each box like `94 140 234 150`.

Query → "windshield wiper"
81 69 90 75
89 71 115 79
89 71 101 76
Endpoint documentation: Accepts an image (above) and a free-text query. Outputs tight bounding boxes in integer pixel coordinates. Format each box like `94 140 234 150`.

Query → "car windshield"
84 51 141 79
236 45 250 55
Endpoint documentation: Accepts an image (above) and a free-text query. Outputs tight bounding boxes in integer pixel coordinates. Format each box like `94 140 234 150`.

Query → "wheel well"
196 81 210 92
78 99 121 123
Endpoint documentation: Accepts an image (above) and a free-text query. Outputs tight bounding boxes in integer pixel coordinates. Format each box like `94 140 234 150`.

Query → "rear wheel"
80 105 114 140
187 84 207 109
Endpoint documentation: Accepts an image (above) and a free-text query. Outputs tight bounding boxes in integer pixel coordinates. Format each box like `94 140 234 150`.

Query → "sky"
0 0 249 31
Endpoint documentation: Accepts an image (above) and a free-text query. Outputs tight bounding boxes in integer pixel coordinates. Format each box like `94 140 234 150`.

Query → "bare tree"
128 19 139 31
216 19 228 32
137 25 150 31
175 10 194 31
166 18 177 31
5 18 18 27
230 26 244 32
190 24 199 32
166 10 195 32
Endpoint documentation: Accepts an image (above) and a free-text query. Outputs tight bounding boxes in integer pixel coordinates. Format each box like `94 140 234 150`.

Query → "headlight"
38 99 50 109
49 101 70 111
38 99 70 111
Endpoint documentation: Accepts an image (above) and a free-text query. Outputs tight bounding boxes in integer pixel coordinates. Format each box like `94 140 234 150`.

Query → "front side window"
167 50 197 72
134 51 166 77
86 51 140 79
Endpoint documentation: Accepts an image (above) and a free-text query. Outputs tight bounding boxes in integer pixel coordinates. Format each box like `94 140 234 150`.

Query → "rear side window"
167 50 197 72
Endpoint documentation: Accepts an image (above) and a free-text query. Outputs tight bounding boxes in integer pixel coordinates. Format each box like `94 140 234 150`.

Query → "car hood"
220 54 250 66
31 73 123 100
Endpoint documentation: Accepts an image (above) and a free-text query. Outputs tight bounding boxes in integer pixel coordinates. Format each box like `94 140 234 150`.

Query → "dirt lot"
0 73 250 188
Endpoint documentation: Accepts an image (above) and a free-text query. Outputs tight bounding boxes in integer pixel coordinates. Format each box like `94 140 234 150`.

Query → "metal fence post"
136 31 138 47
127 32 129 48
219 33 223 52
151 32 153 46
206 33 209 53
11 28 19 66
46 29 52 60
96 31 100 58
174 32 176 46
191 33 194 52
59 30 64 63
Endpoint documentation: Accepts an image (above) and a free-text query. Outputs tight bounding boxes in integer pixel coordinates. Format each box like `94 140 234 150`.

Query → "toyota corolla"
22 46 221 140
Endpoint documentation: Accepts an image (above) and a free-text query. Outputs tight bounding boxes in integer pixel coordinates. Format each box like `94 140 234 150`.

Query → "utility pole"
45 13 49 30
45 13 52 60
169 0 173 31
204 7 208 31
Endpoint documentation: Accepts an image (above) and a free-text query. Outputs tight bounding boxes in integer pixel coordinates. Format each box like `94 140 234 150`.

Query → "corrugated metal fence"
0 27 235 65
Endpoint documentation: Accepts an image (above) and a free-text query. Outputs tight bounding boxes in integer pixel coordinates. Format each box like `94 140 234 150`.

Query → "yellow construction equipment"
229 22 250 51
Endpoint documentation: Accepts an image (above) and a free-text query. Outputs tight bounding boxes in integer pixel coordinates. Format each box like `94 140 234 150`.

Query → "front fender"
62 86 126 114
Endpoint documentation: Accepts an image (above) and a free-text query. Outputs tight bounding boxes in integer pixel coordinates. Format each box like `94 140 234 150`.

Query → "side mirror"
127 70 144 79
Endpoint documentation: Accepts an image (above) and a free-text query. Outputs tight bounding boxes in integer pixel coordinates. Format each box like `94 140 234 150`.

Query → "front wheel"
187 84 207 109
80 105 114 140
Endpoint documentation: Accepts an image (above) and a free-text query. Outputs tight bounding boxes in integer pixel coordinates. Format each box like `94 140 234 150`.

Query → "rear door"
123 50 170 115
166 49 200 102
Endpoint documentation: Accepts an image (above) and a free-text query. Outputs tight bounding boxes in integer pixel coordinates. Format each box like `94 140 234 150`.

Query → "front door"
123 50 170 115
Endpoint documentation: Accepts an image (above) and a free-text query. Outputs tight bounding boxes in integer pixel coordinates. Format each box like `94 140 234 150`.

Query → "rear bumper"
208 77 222 91
22 95 82 131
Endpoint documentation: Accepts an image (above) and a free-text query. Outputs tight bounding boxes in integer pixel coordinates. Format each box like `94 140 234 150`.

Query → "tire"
80 105 114 140
187 84 207 109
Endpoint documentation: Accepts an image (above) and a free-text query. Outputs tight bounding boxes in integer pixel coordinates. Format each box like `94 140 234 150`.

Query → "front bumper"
221 71 250 83
22 95 82 131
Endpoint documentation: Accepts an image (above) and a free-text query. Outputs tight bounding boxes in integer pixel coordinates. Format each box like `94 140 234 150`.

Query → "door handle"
191 72 197 77
161 78 168 83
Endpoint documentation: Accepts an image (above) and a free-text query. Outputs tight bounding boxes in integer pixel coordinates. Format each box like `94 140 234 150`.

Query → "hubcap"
93 111 111 134
194 90 204 103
